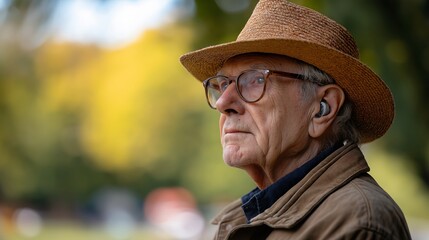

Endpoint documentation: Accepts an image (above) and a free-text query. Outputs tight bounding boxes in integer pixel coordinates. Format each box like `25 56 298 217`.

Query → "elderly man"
180 0 411 239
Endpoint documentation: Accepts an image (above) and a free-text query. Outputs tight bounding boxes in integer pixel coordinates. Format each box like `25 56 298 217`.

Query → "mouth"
224 129 250 135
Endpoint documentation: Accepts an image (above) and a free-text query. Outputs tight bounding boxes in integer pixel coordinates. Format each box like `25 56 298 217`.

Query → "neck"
245 141 323 189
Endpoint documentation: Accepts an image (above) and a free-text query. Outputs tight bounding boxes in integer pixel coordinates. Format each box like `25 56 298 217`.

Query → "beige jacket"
212 143 411 239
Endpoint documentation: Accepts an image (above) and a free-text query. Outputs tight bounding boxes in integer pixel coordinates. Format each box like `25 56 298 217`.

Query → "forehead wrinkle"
218 59 279 76
248 57 282 70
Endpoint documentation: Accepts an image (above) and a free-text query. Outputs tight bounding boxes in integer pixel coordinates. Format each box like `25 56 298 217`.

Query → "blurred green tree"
0 0 428 211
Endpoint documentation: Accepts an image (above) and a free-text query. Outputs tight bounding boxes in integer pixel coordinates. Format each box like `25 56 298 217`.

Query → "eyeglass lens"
206 70 266 108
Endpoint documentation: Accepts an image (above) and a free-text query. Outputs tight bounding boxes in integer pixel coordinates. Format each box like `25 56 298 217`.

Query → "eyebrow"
217 63 272 76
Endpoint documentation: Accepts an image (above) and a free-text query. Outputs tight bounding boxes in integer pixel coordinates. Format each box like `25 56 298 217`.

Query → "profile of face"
215 54 320 186
214 54 341 188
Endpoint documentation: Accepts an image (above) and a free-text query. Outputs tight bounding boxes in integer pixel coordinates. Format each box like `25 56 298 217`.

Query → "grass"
1 220 171 240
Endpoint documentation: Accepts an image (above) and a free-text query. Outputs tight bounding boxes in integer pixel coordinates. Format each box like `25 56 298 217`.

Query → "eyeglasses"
203 69 306 109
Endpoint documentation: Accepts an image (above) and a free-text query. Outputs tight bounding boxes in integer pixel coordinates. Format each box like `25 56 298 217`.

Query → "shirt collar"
241 142 343 223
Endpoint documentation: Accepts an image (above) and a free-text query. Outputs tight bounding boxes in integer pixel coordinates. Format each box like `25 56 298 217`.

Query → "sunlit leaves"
36 27 204 172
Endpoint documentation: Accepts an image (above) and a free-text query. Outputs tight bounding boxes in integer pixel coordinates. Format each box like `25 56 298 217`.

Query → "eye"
208 81 221 91
246 75 265 86
256 77 265 84
240 71 265 85
208 77 230 92
219 80 229 92
211 77 230 92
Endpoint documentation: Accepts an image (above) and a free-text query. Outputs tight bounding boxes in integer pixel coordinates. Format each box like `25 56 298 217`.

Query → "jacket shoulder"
308 173 411 239
266 173 411 240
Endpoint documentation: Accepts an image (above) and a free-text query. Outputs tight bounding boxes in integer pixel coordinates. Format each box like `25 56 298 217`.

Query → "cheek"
250 107 280 153
256 94 303 153
266 111 286 148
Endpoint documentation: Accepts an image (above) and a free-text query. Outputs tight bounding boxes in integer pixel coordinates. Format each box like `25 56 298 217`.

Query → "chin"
222 145 253 167
223 157 239 167
223 154 250 169
223 154 242 167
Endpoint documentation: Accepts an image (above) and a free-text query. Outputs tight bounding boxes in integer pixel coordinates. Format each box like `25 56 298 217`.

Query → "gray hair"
298 62 360 146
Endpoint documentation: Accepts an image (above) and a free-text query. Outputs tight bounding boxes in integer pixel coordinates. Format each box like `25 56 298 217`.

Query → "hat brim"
180 38 394 143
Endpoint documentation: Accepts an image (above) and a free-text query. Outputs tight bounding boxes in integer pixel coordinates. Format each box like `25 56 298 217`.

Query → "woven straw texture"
180 0 394 143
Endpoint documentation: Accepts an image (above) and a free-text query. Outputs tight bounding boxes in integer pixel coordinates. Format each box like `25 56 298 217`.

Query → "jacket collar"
212 143 370 228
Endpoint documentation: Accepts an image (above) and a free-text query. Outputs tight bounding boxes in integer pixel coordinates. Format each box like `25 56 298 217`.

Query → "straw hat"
180 0 394 143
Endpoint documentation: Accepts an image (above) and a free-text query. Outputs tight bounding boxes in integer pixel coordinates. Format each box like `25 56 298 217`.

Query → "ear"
308 84 345 138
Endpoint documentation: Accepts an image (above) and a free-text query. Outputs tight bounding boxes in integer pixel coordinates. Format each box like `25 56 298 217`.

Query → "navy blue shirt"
241 142 343 222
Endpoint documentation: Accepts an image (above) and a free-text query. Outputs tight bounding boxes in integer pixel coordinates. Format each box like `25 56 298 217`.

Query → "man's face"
216 54 314 180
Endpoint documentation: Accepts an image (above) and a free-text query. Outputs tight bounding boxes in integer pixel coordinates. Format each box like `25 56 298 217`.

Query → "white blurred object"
145 187 205 240
158 210 205 239
13 208 43 237
104 208 136 240
94 188 141 240
52 0 179 48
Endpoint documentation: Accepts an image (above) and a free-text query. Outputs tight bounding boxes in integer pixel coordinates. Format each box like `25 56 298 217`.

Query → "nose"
215 82 244 114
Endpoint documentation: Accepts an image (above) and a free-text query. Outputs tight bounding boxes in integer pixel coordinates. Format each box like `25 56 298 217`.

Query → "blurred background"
0 0 428 239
